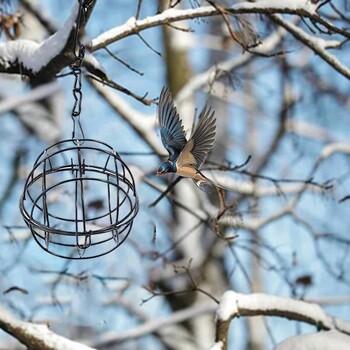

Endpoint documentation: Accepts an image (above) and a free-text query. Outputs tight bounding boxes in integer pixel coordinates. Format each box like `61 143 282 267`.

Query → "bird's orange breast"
176 165 207 182
176 165 197 178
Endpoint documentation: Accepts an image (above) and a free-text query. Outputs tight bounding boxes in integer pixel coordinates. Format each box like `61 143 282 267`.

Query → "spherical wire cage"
19 139 139 259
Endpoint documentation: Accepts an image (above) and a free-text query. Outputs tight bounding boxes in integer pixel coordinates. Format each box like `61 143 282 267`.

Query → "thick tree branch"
90 2 318 51
213 291 350 350
0 305 96 350
0 0 96 84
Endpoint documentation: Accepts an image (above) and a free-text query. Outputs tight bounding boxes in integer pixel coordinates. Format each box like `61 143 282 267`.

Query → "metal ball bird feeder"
19 139 138 259
19 1 139 259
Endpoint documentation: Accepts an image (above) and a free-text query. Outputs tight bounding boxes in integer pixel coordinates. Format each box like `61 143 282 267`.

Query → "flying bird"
156 87 218 191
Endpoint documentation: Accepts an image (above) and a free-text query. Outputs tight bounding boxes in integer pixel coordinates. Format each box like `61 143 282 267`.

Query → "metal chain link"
71 0 87 142
70 44 85 118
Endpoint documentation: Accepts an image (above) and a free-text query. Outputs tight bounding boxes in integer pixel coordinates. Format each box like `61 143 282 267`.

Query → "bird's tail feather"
192 171 229 192
192 178 213 192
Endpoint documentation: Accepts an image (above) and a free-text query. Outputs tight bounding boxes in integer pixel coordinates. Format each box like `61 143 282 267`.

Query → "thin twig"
149 176 183 207
137 32 162 56
103 46 144 76
135 0 143 19
87 74 154 105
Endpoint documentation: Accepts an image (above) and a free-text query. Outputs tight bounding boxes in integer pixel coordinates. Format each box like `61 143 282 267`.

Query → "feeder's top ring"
20 138 139 259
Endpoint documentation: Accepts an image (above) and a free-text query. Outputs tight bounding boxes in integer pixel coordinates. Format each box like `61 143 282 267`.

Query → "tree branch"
213 290 350 350
0 305 96 350
89 303 216 348
270 14 349 80
90 3 318 52
0 0 96 84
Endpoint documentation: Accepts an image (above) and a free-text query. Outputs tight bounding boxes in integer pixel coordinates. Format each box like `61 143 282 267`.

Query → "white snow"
0 39 39 70
234 0 318 14
84 51 106 74
217 292 350 350
217 291 239 321
0 2 78 73
320 142 350 160
0 305 96 350
217 291 331 327
209 341 223 350
313 38 341 50
275 330 350 350
125 16 137 28
333 317 350 335
91 1 316 51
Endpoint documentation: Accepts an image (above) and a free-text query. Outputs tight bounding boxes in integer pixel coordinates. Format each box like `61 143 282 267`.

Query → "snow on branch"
0 305 96 350
200 174 326 197
0 3 77 72
237 0 317 12
213 290 350 350
270 14 348 79
89 1 350 84
275 330 350 350
90 1 318 52
319 142 350 160
306 141 350 180
0 0 96 83
0 3 76 77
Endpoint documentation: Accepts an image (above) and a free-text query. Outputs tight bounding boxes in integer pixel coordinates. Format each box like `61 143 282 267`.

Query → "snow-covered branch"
309 142 350 177
286 119 335 142
217 199 295 231
270 14 349 79
212 290 350 350
203 172 326 196
0 305 96 350
275 330 350 350
0 0 96 83
318 142 350 160
90 2 317 52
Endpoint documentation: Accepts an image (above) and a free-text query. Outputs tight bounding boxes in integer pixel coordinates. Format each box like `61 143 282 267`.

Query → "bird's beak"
156 170 162 176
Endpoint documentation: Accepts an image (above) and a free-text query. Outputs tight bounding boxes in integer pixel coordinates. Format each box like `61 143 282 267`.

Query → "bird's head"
157 161 173 176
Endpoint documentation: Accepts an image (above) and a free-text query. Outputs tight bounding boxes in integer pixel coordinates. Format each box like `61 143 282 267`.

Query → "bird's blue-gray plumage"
158 87 187 162
157 161 174 174
186 105 216 168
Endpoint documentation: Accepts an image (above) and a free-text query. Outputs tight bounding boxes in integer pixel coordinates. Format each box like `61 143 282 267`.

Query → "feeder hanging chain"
70 0 89 140
70 0 87 120
70 43 85 119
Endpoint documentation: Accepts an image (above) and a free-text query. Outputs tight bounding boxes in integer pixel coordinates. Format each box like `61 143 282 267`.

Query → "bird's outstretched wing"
158 87 187 160
177 105 216 168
